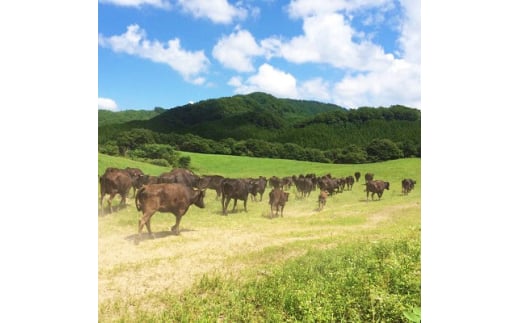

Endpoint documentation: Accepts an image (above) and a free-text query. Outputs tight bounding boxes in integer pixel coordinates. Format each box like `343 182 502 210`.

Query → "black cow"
402 178 417 195
268 188 289 218
221 178 250 215
354 172 361 182
345 176 355 191
365 180 390 200
200 175 225 200
99 168 133 214
135 183 205 242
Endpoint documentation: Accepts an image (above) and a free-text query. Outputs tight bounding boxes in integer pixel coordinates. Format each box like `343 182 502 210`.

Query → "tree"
366 138 404 162
116 128 156 156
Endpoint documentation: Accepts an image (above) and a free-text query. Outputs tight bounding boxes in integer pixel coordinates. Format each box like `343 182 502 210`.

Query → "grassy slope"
98 153 420 321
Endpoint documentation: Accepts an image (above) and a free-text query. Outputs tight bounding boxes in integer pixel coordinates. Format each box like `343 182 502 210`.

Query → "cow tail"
135 187 145 211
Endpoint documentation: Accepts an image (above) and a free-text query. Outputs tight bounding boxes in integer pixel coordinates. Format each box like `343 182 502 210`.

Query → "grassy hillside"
98 153 420 322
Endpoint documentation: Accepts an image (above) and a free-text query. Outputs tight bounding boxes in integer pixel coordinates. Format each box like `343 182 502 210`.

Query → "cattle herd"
99 167 417 243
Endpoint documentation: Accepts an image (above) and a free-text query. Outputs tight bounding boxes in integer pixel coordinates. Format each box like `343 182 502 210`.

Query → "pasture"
98 152 421 322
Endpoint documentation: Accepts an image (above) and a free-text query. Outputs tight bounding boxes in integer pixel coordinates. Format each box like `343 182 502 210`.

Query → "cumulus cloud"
98 24 209 84
299 78 332 102
228 64 298 98
177 0 247 24
213 29 264 72
98 97 118 111
99 0 172 9
398 0 421 64
333 59 420 108
262 13 394 72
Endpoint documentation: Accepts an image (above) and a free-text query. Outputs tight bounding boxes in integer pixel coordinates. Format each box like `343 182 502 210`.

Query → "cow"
200 175 225 200
365 180 390 200
318 190 328 211
124 167 144 197
99 168 133 214
268 187 289 218
365 173 375 182
345 176 355 191
354 172 361 182
221 178 250 215
158 168 201 188
134 183 205 242
402 178 417 195
294 175 313 198
134 174 159 189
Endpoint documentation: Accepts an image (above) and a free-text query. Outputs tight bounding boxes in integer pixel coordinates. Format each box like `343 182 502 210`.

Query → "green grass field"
98 152 421 322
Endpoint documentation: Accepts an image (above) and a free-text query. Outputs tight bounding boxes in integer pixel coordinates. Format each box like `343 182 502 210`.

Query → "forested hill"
98 92 420 164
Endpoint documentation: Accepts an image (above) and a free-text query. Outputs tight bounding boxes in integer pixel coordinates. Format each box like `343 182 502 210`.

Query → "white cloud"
98 24 209 84
99 0 172 9
398 0 421 64
98 97 118 111
177 0 247 24
229 64 298 98
333 59 420 108
212 29 264 72
299 78 331 101
262 13 394 72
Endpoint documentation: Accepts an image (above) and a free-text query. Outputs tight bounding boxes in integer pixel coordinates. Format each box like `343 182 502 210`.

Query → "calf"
135 183 205 241
318 190 328 211
268 188 289 218
402 178 417 195
99 168 132 214
365 180 390 200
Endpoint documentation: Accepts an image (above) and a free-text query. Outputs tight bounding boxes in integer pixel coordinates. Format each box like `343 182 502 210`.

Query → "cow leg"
108 193 116 213
138 211 155 241
222 197 231 215
270 204 274 218
280 205 284 217
243 198 248 212
100 194 105 215
171 214 182 235
232 199 238 212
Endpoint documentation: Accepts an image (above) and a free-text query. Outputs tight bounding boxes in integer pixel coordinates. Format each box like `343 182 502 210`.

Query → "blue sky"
98 0 420 111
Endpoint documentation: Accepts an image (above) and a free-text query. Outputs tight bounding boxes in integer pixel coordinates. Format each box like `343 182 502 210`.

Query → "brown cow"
318 190 328 211
365 180 390 200
158 168 201 188
124 167 144 197
99 168 133 214
135 183 205 241
365 172 375 182
268 188 289 218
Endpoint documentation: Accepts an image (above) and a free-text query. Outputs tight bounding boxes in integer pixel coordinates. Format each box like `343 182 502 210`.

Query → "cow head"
385 182 390 190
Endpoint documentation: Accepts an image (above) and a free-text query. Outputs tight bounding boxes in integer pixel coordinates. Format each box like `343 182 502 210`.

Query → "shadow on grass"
125 228 196 243
98 204 128 217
